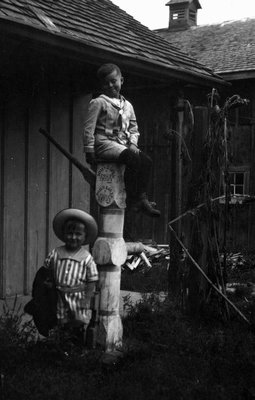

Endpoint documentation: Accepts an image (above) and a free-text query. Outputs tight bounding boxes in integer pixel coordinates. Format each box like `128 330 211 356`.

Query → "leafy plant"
0 296 37 348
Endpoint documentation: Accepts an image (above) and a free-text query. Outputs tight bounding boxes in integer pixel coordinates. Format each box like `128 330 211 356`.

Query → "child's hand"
86 152 96 165
129 143 139 154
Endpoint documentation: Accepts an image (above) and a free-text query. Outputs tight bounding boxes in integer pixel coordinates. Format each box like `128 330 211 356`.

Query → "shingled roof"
0 0 226 86
155 18 255 80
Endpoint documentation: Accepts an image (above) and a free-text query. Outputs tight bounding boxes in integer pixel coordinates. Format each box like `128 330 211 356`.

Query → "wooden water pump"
92 162 127 352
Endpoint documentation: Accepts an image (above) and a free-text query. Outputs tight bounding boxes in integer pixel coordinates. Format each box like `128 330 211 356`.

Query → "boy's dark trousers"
118 149 160 216
118 148 151 200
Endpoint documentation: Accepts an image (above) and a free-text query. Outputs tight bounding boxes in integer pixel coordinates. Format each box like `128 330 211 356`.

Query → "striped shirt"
44 245 98 324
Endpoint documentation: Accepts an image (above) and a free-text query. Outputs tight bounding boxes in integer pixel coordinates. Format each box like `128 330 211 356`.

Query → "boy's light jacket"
83 94 140 153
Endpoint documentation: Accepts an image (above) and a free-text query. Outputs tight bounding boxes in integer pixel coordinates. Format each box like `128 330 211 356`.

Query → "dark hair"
97 63 122 81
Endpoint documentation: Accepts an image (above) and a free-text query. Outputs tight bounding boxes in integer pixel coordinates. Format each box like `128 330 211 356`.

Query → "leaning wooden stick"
169 194 255 227
168 196 227 226
39 128 96 188
168 224 250 325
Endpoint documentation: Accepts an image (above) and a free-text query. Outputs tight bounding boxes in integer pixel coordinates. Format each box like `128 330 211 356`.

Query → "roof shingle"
155 18 255 75
0 0 226 85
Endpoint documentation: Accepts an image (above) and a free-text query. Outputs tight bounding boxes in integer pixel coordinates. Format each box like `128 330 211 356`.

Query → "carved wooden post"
92 162 127 352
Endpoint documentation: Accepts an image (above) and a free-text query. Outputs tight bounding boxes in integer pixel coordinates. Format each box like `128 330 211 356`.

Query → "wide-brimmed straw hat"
53 208 98 245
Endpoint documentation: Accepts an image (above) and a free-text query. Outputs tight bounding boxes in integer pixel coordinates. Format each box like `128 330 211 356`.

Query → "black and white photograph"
0 0 255 398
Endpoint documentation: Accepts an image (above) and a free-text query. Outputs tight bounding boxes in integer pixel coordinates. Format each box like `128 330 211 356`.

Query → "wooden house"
156 0 255 251
0 0 226 298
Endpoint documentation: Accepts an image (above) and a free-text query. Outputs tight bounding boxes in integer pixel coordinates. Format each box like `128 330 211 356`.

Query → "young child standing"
83 63 160 217
44 208 98 341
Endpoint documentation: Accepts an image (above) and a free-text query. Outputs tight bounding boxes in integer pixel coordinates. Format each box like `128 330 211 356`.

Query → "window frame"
220 165 250 204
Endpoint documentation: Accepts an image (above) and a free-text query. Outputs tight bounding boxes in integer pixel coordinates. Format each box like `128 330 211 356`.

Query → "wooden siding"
0 96 4 297
0 62 91 298
0 37 186 299
0 72 177 298
27 84 48 294
0 51 178 298
1 51 255 300
226 81 255 250
124 89 174 244
3 91 27 297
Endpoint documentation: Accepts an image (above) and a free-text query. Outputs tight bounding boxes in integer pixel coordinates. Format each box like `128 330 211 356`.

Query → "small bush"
0 297 37 365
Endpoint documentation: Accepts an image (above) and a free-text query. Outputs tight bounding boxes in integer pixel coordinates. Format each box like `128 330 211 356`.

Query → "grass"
1 256 255 400
1 292 255 400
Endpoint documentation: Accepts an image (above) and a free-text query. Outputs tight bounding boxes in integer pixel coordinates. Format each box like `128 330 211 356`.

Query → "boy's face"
101 69 123 98
63 220 86 250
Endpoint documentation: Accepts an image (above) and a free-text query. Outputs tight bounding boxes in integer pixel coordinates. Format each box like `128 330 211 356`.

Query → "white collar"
100 94 125 110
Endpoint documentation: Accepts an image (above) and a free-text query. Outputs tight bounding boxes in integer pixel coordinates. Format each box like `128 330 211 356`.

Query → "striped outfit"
44 245 98 325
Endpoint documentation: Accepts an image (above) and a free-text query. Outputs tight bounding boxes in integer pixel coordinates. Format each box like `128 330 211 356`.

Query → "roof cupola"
166 0 201 31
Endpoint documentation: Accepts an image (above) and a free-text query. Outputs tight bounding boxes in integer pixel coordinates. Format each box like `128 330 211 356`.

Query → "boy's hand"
129 143 139 154
86 152 96 165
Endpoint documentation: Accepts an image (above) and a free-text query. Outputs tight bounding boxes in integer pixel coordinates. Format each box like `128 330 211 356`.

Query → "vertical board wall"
0 64 91 298
124 90 173 244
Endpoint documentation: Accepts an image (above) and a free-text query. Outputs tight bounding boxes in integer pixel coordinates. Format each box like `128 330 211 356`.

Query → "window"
220 166 250 204
230 172 245 196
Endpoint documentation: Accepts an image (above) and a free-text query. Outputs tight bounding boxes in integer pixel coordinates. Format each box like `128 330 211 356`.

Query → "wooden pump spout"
39 128 96 188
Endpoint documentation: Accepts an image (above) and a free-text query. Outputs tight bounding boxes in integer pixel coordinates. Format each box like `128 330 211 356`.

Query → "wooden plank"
71 93 91 211
154 145 172 243
26 83 48 292
123 91 174 244
3 93 26 296
0 96 4 298
48 77 71 250
139 93 173 243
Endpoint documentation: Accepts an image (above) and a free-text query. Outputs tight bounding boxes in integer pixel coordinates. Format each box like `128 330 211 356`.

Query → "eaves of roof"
219 70 255 81
0 0 228 87
0 16 228 88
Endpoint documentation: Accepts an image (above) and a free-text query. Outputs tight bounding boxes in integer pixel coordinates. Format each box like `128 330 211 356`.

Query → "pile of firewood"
123 243 170 271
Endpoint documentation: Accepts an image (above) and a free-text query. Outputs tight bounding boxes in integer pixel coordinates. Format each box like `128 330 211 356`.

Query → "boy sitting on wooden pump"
83 63 160 218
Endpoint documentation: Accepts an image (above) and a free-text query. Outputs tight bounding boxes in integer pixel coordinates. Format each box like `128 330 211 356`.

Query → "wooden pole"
184 107 208 313
177 110 184 236
92 162 127 353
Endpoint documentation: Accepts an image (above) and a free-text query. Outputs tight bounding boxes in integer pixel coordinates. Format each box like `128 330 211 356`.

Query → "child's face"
101 69 123 98
63 220 86 250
